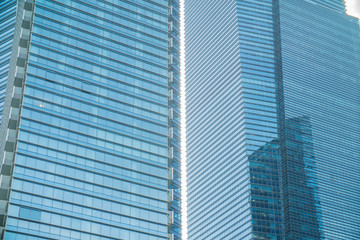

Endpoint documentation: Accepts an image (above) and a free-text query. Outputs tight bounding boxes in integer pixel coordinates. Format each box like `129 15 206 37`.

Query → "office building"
186 0 360 239
0 0 181 239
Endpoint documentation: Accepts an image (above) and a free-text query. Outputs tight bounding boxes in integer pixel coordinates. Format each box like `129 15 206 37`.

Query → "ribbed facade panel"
186 0 252 239
306 0 345 12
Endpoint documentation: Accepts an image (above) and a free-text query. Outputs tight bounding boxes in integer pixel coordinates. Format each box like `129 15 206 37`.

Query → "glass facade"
186 0 252 238
0 0 180 239
278 0 360 238
306 0 345 12
0 0 16 122
186 0 283 239
186 0 360 239
237 1 283 239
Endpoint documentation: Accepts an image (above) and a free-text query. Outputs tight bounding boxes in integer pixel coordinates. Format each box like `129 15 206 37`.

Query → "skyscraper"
186 0 360 239
0 0 181 239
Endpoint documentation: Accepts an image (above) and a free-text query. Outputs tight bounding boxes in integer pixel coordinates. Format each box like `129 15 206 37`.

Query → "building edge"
167 0 181 239
0 0 36 238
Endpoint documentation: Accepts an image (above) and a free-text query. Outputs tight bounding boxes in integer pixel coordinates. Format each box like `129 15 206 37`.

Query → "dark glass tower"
186 0 360 239
0 0 181 239
277 1 360 238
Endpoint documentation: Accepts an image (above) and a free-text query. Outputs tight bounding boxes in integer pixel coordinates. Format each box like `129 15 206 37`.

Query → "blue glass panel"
1 0 181 239
0 0 16 122
278 0 360 239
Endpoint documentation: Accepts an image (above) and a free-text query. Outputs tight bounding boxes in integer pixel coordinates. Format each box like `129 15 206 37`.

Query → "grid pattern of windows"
0 0 16 122
1 0 181 239
278 0 360 239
